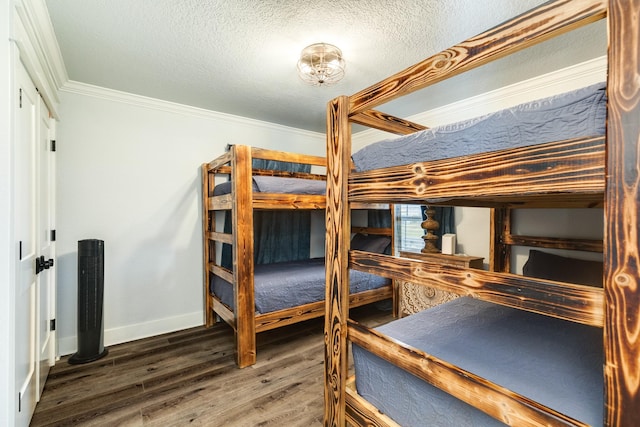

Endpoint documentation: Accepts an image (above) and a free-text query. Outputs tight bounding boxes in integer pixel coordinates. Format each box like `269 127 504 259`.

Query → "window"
395 204 424 252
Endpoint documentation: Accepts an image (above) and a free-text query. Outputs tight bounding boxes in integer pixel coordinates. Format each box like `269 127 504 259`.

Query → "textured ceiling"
45 0 607 133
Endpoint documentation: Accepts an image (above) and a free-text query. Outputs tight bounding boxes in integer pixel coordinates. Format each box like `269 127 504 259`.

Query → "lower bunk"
207 229 395 368
209 257 392 333
349 296 602 427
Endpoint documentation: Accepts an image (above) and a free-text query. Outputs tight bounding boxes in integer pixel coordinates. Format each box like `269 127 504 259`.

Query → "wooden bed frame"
323 0 639 425
201 144 394 368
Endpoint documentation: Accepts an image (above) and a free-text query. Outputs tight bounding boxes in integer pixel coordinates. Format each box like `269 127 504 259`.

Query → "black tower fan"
69 239 108 364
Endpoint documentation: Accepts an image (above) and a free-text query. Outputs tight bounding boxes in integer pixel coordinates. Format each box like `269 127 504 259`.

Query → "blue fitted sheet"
352 297 603 426
211 258 389 314
213 176 326 196
352 82 606 172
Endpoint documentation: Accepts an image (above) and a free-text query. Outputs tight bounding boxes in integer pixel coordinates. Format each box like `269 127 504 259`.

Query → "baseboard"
57 310 204 357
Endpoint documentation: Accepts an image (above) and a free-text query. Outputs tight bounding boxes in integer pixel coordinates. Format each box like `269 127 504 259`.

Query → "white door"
15 60 38 425
15 60 56 425
36 94 55 398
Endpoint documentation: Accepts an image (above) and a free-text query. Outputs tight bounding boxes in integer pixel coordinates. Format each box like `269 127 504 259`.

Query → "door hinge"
50 319 56 331
51 140 56 152
51 229 56 241
19 88 22 108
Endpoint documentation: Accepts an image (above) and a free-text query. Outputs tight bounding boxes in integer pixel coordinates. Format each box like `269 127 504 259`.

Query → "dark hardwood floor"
31 304 393 427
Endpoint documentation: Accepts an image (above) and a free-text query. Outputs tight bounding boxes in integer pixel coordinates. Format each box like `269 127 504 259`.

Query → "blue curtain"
368 209 391 228
253 210 310 264
421 206 455 249
221 152 312 269
367 209 391 255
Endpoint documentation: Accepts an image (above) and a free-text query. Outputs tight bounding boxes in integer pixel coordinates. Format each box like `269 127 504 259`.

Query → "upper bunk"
203 144 327 211
324 0 640 424
329 1 608 209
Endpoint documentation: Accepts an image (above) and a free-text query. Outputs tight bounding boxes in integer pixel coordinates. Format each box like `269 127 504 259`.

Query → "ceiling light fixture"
297 43 345 86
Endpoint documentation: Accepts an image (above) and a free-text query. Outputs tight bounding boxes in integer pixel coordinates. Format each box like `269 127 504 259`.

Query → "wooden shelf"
398 251 484 269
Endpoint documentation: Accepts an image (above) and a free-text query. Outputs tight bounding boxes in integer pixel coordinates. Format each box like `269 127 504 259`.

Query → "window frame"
395 204 424 253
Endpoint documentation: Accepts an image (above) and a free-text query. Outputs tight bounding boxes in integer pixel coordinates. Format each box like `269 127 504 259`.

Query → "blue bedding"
213 176 326 196
211 258 389 314
352 82 606 171
352 297 603 427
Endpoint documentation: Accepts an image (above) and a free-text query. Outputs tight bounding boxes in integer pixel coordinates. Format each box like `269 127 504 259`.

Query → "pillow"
522 249 603 287
350 233 391 254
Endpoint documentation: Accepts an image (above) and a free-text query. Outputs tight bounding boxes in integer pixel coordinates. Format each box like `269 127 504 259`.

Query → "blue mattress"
352 82 606 172
213 176 326 196
352 297 603 426
211 258 389 314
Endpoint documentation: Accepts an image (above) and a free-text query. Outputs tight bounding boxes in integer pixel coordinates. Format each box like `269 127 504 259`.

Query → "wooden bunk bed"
201 145 394 368
323 0 639 425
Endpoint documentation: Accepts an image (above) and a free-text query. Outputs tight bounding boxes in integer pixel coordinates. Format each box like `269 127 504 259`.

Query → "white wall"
453 206 490 263
55 86 324 355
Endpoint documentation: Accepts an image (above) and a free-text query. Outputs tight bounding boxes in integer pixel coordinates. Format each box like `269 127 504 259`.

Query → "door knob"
35 256 54 274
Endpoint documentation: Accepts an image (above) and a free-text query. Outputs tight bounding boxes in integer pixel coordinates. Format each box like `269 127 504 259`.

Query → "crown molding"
23 0 68 89
61 80 325 138
13 0 69 117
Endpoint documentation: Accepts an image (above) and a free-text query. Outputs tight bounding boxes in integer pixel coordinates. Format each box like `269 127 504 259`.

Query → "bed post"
604 1 640 425
202 163 215 327
489 208 510 273
390 204 400 318
232 145 256 368
324 95 351 427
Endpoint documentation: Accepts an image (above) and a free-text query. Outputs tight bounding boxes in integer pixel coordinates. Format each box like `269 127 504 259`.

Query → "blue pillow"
523 250 603 287
351 233 391 254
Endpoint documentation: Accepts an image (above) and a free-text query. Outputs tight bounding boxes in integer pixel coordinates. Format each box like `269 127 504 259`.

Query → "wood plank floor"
31 305 393 427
